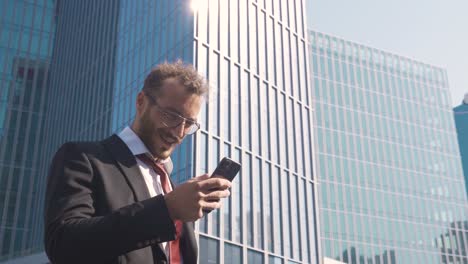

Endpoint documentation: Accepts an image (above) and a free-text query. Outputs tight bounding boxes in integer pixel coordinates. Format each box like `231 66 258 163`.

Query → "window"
248 249 264 263
199 236 219 264
224 243 242 264
269 255 283 264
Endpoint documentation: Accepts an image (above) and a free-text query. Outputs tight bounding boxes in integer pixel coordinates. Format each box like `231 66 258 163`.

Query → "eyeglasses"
145 93 201 135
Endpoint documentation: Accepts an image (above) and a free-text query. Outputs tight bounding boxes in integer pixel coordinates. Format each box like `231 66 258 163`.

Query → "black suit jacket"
44 134 198 264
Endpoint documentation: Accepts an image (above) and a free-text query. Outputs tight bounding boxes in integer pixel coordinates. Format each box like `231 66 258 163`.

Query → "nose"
169 120 185 139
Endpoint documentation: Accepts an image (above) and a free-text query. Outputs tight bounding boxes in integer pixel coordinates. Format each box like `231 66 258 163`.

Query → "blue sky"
307 0 468 106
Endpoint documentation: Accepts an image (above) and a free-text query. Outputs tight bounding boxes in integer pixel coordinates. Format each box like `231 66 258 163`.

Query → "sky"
307 0 468 107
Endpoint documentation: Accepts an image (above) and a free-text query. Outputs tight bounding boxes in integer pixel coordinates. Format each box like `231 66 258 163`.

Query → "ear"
135 91 146 116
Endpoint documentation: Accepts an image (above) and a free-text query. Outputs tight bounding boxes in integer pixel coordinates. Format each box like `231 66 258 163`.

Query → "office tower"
37 0 320 263
308 30 468 263
454 93 468 197
191 0 318 262
0 0 55 260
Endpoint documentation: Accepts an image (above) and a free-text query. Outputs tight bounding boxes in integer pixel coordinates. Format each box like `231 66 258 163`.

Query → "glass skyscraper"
36 0 320 263
0 0 55 260
454 94 468 197
191 0 318 263
308 30 468 263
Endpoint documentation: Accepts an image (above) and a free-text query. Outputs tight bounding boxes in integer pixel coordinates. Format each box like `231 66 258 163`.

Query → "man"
44 61 231 264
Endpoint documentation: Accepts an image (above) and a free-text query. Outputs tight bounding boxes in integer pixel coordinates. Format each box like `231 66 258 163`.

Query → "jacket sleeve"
44 142 176 264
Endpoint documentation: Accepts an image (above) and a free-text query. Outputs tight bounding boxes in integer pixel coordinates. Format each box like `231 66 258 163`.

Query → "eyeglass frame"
144 92 201 135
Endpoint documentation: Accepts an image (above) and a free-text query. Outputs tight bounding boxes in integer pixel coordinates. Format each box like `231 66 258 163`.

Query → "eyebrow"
163 106 197 122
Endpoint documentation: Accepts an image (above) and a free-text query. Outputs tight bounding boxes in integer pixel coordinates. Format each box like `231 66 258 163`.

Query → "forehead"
156 78 203 119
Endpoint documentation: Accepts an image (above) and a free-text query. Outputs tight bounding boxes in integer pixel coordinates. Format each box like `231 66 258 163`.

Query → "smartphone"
211 157 241 182
203 157 241 214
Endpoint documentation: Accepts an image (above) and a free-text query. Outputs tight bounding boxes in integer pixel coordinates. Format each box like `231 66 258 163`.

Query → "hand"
164 174 231 222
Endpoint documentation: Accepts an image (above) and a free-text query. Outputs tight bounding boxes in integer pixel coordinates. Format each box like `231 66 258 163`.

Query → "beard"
137 108 175 159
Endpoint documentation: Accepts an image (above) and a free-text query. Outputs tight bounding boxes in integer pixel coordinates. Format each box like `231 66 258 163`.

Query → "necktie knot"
136 154 171 194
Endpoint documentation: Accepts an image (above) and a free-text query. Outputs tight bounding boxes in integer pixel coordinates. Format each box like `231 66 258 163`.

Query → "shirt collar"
118 126 170 164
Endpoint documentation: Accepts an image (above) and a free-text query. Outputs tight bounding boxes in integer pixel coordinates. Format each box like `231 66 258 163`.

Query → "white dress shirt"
118 126 173 254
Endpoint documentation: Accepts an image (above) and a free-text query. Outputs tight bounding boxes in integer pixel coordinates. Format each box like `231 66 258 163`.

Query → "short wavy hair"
142 60 208 99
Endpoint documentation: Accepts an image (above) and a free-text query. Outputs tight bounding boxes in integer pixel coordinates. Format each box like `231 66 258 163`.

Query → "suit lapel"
102 134 169 257
102 135 151 202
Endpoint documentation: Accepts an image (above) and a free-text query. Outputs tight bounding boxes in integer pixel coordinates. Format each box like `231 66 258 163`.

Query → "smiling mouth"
160 135 177 146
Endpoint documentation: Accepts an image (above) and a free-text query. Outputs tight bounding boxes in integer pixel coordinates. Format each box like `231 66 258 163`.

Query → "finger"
200 200 222 210
199 177 231 191
203 189 230 200
190 174 210 182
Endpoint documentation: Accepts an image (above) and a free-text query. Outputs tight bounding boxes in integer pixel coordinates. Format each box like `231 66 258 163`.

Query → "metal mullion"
0 1 29 254
308 180 320 264
263 161 271 261
10 0 43 253
93 1 104 139
103 0 117 135
241 50 248 263
279 168 288 258
229 145 236 246
206 45 213 236
143 0 151 73
0 0 11 39
270 165 278 255
297 177 306 263
24 15 52 250
99 0 111 136
25 0 48 247
0 0 18 162
88 1 101 139
29 0 59 247
287 172 296 260
88 0 102 138
69 1 79 138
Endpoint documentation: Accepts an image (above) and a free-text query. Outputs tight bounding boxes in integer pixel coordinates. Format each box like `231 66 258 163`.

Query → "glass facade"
0 0 55 260
453 98 468 197
308 30 468 263
193 0 318 263
36 0 121 254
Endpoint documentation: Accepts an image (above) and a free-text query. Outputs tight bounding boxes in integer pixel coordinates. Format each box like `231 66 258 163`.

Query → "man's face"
135 78 202 159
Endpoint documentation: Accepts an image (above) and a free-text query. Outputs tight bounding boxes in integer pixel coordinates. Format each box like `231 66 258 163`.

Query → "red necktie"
136 154 182 264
